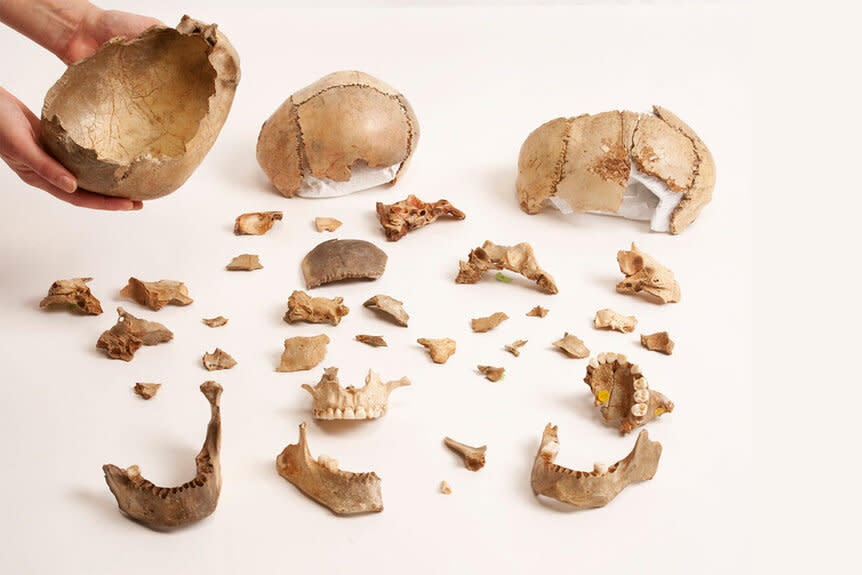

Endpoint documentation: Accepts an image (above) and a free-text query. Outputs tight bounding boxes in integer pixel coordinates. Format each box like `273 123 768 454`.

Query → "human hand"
60 6 162 64
0 87 141 210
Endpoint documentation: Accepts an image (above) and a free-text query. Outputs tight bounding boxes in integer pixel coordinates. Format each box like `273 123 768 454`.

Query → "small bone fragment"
478 365 505 382
203 348 237 371
417 338 456 364
277 335 330 372
641 331 675 355
526 305 548 318
226 254 263 271
471 312 508 333
103 381 222 527
616 243 681 304
276 423 383 515
594 308 637 333
302 367 410 420
355 334 387 347
40 277 103 315
120 278 193 310
584 353 674 433
97 307 173 361
202 316 228 328
531 423 662 509
234 211 282 235
134 382 161 400
302 239 387 289
285 290 349 325
376 194 466 241
553 333 590 358
314 217 342 232
456 241 558 294
505 339 528 357
363 294 409 326
444 437 486 471
440 481 452 494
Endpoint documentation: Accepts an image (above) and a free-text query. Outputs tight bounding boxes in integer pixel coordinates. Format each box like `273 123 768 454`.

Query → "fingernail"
59 176 77 193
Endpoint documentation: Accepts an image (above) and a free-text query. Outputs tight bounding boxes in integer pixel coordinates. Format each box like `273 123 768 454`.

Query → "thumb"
9 103 77 194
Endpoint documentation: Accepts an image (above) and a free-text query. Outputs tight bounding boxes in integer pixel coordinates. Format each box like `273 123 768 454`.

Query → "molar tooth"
597 353 607 363
631 403 647 418
593 462 608 475
631 364 641 375
633 389 649 403
634 377 648 391
589 357 599 368
616 354 627 363
605 353 617 363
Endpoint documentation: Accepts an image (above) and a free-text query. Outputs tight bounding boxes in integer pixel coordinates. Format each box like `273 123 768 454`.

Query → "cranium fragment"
641 331 675 355
516 106 715 234
363 294 409 327
39 277 102 315
134 382 161 400
594 308 637 333
202 348 237 371
301 367 410 420
257 70 418 198
314 217 342 232
97 307 173 361
202 316 228 328
585 353 674 433
616 243 681 304
41 17 240 201
103 381 222 527
440 481 452 495
356 335 387 347
284 290 349 326
444 437 486 471
120 278 193 311
531 423 662 508
552 333 590 358
277 335 330 372
234 211 283 235
505 339 528 357
276 423 383 515
526 305 548 318
376 195 466 241
417 338 457 364
226 254 262 271
477 365 505 382
456 241 557 294
471 312 509 333
302 239 387 289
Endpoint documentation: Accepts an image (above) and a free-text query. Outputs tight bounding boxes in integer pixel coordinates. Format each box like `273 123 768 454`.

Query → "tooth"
634 378 648 391
631 364 641 375
597 353 607 363
617 354 627 363
355 407 367 418
334 408 343 418
344 407 355 418
605 353 617 363
631 403 647 417
593 462 608 475
633 390 649 403
589 357 599 368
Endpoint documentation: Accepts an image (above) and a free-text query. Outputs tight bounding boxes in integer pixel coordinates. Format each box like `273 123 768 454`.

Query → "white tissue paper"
296 162 401 198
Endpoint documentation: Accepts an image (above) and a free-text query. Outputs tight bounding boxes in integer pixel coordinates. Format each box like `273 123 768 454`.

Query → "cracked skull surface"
302 367 410 420
302 239 387 289
41 16 240 200
516 106 715 233
257 70 419 198
120 278 193 311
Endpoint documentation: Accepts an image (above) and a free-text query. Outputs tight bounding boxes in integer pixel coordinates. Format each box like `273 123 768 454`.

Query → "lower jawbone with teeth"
301 367 410 420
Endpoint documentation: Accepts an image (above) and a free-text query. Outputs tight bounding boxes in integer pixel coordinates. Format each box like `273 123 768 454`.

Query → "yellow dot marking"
597 390 610 402
654 407 665 416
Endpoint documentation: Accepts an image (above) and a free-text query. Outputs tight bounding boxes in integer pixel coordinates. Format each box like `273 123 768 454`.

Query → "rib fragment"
301 367 410 420
226 254 262 271
417 338 456 364
302 239 387 289
39 277 103 315
120 278 193 310
202 348 237 371
552 333 590 358
585 353 674 433
276 423 383 515
363 294 409 326
456 241 558 294
314 217 342 232
471 312 508 333
355 335 387 347
526 305 548 318
594 308 637 333
277 335 330 372
641 331 675 355
376 194 466 241
284 290 349 326
134 382 161 400
531 423 662 508
202 316 228 328
103 381 222 527
234 211 283 235
505 339 528 357
96 307 173 361
444 437 486 471
477 365 505 382
616 243 681 304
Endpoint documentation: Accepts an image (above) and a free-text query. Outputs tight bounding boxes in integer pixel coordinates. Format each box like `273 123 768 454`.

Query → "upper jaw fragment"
616 243 681 304
301 367 410 420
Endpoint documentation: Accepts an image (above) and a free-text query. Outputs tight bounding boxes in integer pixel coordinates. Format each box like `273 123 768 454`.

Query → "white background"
0 1 754 573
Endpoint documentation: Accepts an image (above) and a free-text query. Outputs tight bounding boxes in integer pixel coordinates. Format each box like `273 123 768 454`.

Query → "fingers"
19 170 141 211
4 103 77 194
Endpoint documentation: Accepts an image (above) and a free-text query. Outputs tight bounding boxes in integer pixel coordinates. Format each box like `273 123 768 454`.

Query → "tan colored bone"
277 335 330 372
616 243 681 304
103 381 222 527
226 254 262 271
553 333 590 358
133 382 161 400
641 332 675 355
376 195 466 241
478 365 505 382
456 241 558 294
277 423 383 515
285 290 349 326
234 211 282 235
444 437 486 471
97 307 173 361
39 277 102 315
505 339 528 357
526 305 548 318
471 312 509 333
302 367 410 420
594 308 637 333
584 353 674 433
440 481 452 494
531 423 662 508
120 278 193 311
202 348 237 371
202 316 228 328
417 338 456 364
363 294 409 326
302 239 387 289
356 334 387 347
314 217 342 232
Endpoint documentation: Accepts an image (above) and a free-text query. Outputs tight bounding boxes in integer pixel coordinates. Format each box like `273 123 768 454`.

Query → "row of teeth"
589 352 630 368
593 462 608 476
631 376 650 417
313 406 386 419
